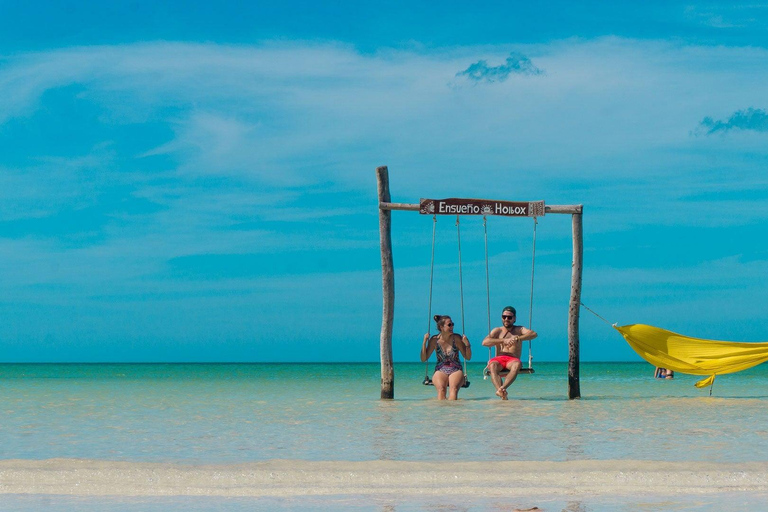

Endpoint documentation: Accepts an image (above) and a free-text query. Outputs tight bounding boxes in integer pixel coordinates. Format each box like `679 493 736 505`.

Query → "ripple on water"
1 362 768 462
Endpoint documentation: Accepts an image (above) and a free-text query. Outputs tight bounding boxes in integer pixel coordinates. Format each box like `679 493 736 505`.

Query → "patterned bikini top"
433 336 461 365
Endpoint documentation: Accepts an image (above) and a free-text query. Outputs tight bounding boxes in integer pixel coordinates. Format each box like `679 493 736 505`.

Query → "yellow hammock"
614 324 768 388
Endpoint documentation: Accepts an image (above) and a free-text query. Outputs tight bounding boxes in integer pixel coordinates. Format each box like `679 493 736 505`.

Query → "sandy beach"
1 459 767 498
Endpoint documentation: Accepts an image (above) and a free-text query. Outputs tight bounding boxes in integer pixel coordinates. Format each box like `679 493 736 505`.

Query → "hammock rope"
580 301 613 326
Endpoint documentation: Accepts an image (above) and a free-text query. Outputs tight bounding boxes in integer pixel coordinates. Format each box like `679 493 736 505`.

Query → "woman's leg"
432 371 448 399
448 371 465 400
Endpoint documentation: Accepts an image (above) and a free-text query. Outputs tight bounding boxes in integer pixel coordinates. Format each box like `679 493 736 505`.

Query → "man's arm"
516 326 538 342
482 328 506 347
484 326 538 347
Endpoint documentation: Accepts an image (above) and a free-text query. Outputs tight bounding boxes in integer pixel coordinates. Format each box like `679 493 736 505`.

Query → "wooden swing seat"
484 367 535 376
423 376 471 388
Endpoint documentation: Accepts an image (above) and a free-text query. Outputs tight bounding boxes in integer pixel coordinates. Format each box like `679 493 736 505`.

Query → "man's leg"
488 362 506 399
500 359 522 394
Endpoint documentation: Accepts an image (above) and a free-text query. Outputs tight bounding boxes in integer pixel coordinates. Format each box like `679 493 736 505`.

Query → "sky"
1 1 767 363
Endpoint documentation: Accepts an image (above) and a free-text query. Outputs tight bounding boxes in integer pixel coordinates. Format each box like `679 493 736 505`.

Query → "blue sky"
1 1 767 362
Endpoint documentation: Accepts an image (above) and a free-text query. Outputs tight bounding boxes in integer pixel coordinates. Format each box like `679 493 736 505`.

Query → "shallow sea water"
2 362 767 510
2 362 767 463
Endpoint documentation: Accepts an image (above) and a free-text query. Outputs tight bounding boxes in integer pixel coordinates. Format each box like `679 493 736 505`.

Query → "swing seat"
423 376 471 388
483 366 535 377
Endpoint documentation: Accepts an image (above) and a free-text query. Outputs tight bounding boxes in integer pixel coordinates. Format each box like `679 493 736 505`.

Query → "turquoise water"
2 362 768 464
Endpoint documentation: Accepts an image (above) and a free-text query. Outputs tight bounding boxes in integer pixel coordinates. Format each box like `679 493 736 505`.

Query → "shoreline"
1 459 767 497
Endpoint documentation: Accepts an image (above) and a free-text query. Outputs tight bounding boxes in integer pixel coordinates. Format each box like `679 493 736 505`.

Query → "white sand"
1 459 767 497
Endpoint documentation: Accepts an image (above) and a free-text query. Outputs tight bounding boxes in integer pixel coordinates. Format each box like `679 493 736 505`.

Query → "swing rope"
483 215 539 378
456 215 468 379
527 217 538 370
422 214 470 387
424 214 437 381
484 216 493 367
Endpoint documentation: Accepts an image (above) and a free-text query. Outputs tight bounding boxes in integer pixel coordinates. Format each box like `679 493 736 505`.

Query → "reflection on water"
2 493 766 512
373 401 402 460
1 362 768 463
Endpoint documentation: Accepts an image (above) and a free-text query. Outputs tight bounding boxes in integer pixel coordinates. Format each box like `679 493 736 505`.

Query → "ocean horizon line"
0 360 645 365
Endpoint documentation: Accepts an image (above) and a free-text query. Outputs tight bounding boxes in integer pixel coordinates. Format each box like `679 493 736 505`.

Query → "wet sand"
1 459 767 497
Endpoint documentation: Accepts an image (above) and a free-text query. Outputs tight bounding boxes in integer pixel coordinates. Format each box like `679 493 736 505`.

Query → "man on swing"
483 306 538 400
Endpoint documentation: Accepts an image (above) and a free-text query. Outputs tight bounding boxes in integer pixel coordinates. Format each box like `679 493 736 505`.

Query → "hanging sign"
419 198 545 217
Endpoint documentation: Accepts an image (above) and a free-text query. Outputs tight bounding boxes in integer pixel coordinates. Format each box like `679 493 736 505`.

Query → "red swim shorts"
488 355 521 368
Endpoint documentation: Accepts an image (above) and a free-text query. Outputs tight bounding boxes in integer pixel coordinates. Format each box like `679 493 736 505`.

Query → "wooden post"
568 209 583 399
377 166 395 399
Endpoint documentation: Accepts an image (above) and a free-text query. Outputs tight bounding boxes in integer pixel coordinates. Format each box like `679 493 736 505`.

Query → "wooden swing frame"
377 166 583 400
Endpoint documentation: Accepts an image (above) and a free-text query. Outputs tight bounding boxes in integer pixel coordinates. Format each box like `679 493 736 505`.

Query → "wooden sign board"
419 198 545 217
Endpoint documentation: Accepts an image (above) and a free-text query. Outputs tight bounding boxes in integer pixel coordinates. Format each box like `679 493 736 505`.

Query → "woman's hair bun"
433 314 440 322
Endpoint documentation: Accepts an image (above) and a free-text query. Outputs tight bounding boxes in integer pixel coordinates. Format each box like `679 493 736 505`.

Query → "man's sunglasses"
502 315 515 320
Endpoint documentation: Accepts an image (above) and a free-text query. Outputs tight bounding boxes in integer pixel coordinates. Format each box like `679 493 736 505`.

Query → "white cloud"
3 39 768 186
3 38 767 228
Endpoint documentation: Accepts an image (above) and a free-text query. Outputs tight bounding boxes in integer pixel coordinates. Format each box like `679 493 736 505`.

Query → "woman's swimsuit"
434 336 463 375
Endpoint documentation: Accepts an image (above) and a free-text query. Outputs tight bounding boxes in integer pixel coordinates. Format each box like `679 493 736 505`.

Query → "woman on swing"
421 315 472 400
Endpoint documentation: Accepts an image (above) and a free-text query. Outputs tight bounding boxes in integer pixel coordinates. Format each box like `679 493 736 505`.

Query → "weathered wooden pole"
568 208 583 399
376 166 395 399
